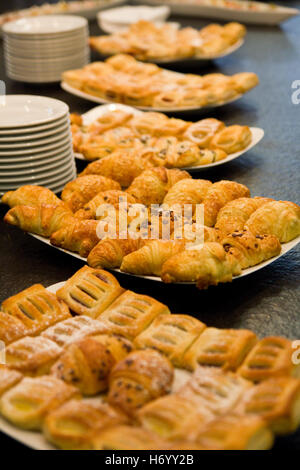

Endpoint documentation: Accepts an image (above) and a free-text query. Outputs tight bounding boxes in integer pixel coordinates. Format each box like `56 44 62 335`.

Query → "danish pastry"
0 366 23 396
0 311 28 345
50 219 99 257
100 290 170 340
134 314 206 367
108 350 174 417
210 125 252 154
92 425 165 450
183 119 225 147
1 185 61 208
0 376 80 430
56 266 124 318
91 334 133 363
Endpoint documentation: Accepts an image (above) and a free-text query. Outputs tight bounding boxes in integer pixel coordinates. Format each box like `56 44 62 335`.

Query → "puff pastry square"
134 314 206 367
1 284 71 337
6 336 62 376
238 336 300 382
56 266 124 318
236 377 300 435
182 327 257 371
0 376 80 430
41 315 107 348
100 290 170 340
0 366 23 396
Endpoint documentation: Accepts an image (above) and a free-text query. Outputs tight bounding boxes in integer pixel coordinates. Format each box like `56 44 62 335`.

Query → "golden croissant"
163 178 212 209
87 237 146 269
74 190 138 219
1 185 61 208
50 219 100 257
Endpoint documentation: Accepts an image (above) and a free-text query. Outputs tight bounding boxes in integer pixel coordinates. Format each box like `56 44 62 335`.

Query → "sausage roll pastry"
87 238 146 270
182 327 257 372
163 178 212 209
108 350 174 417
210 125 252 154
92 425 165 450
245 200 300 242
236 377 300 435
91 334 133 363
0 366 23 397
196 413 273 450
74 190 138 220
0 376 80 430
4 203 75 237
134 314 206 367
203 180 250 226
238 336 300 382
120 240 186 276
183 118 224 147
56 266 124 318
215 197 273 234
50 219 99 258
51 336 116 395
222 230 281 269
161 242 241 288
6 336 62 376
0 311 28 345
1 185 61 208
126 167 191 206
61 175 121 212
41 315 107 348
43 399 128 450
100 290 170 340
2 284 71 337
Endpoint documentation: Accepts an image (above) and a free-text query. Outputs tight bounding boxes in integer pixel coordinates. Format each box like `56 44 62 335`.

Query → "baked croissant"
80 150 150 187
1 185 61 208
222 230 281 269
50 219 99 257
245 200 300 242
87 237 146 269
163 178 212 209
203 180 250 226
120 240 186 276
215 197 273 234
126 167 191 205
51 336 116 395
4 203 74 237
107 350 174 417
161 242 241 288
61 175 121 212
74 190 138 219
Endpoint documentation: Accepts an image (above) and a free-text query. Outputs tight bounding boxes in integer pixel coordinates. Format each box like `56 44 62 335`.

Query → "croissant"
163 178 212 209
107 350 174 417
203 180 250 226
222 230 281 269
74 190 138 219
126 167 191 205
161 242 241 288
79 150 150 187
51 336 116 395
50 219 99 257
87 238 146 269
61 175 121 212
120 240 186 276
245 200 300 242
215 197 273 234
4 203 74 237
1 185 61 208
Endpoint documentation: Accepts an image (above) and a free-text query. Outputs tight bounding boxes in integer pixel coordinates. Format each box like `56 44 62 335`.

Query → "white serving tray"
29 233 300 284
73 103 264 171
133 0 299 25
61 80 245 113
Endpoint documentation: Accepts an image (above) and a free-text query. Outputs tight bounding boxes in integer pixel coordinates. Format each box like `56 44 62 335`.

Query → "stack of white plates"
0 95 76 194
3 15 90 83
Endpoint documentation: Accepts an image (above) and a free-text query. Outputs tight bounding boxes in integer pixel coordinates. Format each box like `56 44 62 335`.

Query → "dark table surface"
0 0 299 451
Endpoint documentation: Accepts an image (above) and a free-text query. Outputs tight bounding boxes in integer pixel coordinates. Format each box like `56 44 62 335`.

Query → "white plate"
0 137 71 156
4 43 89 60
29 233 300 285
0 127 70 149
73 103 264 170
0 115 69 135
0 150 74 172
0 120 69 142
0 142 72 163
0 161 75 183
4 34 88 49
61 81 244 113
3 15 87 35
98 5 170 25
0 95 69 128
5 49 90 65
133 0 299 25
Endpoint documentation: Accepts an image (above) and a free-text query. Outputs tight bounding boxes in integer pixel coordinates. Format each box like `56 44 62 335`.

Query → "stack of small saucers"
0 95 76 194
3 15 90 83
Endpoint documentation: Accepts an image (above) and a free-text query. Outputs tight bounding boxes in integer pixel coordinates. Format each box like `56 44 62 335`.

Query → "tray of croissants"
0 264 300 450
1 163 300 289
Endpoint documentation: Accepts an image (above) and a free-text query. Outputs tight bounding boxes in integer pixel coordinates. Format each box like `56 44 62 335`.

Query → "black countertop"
0 0 299 451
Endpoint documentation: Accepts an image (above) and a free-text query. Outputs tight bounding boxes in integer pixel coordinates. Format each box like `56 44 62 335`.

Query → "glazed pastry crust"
163 178 212 208
87 238 146 270
56 266 124 318
74 190 138 220
1 185 61 208
50 219 99 257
